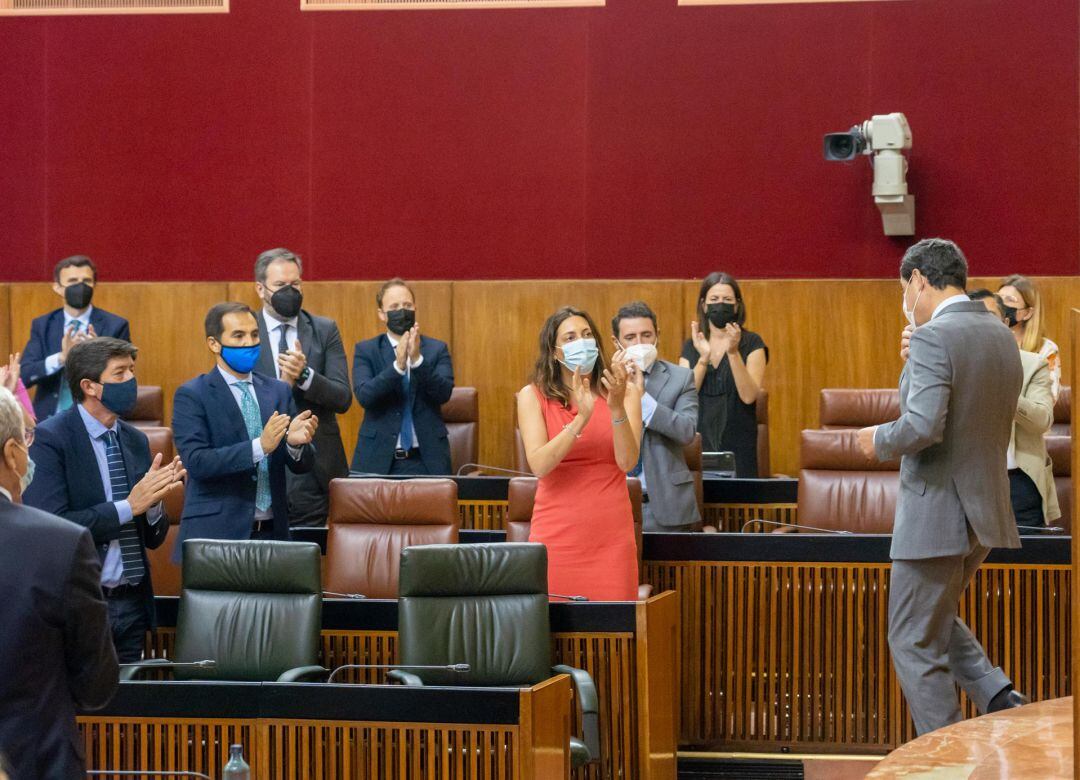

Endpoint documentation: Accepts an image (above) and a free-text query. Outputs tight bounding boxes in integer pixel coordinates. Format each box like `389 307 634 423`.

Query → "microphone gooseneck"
740 518 853 535
327 663 471 684
457 463 535 477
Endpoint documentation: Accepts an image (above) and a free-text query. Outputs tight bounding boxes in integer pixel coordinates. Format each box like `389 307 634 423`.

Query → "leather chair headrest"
141 426 175 461
181 540 321 593
440 386 478 424
801 429 900 471
683 433 702 470
328 478 458 526
399 543 547 597
1053 386 1071 425
507 477 537 524
819 389 900 428
123 385 164 424
1046 435 1071 476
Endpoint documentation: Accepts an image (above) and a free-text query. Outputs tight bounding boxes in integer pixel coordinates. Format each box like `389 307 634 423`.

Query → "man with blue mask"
172 303 318 559
24 338 186 662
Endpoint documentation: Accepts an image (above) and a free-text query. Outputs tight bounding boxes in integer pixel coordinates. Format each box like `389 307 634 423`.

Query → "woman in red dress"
516 306 643 601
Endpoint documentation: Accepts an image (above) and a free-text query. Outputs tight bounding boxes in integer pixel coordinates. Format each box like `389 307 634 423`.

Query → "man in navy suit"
0 386 119 780
20 255 131 420
352 278 455 475
23 338 185 663
172 303 318 559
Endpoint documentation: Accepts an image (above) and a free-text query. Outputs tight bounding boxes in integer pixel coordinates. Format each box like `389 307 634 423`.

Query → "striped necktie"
56 320 83 412
102 430 145 584
237 381 272 512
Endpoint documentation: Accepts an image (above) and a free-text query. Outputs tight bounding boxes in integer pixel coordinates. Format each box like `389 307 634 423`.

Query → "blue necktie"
237 382 272 512
103 430 145 584
56 320 82 412
400 370 415 450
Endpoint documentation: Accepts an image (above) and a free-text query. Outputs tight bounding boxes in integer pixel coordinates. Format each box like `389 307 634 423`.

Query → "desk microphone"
323 591 367 599
549 593 588 601
740 519 854 535
87 772 212 779
457 463 534 477
118 659 217 670
1017 525 1065 533
327 663 471 684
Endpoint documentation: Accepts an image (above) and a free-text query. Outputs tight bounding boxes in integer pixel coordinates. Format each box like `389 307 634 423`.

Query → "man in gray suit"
253 248 353 526
613 302 700 531
856 238 1028 735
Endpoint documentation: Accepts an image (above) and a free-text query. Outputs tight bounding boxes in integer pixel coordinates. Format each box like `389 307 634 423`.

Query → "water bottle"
222 744 250 780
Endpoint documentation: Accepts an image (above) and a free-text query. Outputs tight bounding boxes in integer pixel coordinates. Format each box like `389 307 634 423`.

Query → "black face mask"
386 308 416 336
270 285 303 319
64 282 94 310
705 302 738 329
1001 305 1021 328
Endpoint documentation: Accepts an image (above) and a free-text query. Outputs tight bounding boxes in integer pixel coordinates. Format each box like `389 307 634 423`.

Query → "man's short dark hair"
204 302 256 339
376 278 415 309
66 338 137 403
969 288 1006 319
254 248 303 284
611 301 658 336
899 238 968 290
53 254 97 284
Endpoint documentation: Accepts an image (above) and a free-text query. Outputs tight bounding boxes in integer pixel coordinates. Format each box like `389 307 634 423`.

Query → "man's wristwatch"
298 366 312 384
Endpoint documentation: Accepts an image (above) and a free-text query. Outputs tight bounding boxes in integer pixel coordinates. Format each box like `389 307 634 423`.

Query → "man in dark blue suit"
352 278 455 475
20 255 131 420
0 386 119 780
172 303 318 558
23 338 185 663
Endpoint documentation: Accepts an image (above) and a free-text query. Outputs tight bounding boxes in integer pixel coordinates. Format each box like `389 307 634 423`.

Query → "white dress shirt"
44 306 94 375
261 309 313 391
76 404 164 588
385 333 423 450
931 294 971 320
636 369 660 494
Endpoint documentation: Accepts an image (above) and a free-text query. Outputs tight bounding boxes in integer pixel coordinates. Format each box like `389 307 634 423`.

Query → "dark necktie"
400 369 415 449
103 430 145 584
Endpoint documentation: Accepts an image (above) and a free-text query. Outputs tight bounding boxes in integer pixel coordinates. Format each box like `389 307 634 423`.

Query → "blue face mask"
98 377 138 417
559 338 599 374
20 455 34 494
219 344 261 375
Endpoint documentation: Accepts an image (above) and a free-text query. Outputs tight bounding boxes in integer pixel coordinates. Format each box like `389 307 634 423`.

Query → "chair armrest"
771 525 798 534
552 664 599 763
119 659 175 681
637 583 654 600
277 665 330 683
387 669 425 686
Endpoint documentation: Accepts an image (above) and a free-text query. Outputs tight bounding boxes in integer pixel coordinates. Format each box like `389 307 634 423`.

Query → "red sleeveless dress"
527 386 639 601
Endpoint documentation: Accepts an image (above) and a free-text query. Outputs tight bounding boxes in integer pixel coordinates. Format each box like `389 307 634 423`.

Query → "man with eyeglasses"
20 255 131 420
251 248 352 526
351 278 454 476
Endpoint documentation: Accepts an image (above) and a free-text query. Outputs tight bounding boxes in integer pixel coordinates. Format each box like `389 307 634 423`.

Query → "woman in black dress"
679 272 768 477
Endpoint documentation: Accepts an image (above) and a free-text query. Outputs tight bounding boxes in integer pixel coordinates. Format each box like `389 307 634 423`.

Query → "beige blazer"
1011 350 1060 523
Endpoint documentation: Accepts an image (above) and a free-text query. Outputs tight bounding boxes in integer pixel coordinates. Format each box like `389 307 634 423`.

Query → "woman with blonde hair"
997 274 1060 400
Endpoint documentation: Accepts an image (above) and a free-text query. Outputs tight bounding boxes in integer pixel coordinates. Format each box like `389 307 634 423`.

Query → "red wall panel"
0 0 1076 281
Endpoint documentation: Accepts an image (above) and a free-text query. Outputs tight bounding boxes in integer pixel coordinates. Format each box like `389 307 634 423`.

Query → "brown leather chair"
325 478 459 599
1051 385 1070 436
506 476 651 599
794 429 900 534
1046 434 1071 533
440 387 478 475
819 388 901 430
141 426 184 597
122 385 165 429
683 433 705 525
755 389 771 476
513 427 533 475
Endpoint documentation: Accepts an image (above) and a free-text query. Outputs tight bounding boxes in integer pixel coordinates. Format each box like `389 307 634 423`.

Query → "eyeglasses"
23 428 34 447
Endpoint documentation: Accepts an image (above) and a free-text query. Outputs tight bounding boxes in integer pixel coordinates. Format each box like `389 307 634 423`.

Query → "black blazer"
351 334 454 475
255 309 352 488
22 406 170 627
171 368 315 559
20 307 131 419
0 494 118 780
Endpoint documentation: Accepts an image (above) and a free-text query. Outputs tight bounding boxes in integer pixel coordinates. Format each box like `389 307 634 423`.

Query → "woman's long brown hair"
531 306 607 408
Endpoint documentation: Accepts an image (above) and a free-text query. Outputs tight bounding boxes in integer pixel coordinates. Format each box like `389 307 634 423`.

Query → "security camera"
823 112 915 236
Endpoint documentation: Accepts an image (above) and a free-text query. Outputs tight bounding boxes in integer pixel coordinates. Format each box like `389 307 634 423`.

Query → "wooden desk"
144 592 679 780
643 533 1071 754
79 679 570 779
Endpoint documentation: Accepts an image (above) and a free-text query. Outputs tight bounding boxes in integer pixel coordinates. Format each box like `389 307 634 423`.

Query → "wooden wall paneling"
8 283 228 425
452 280 685 472
225 280 453 465
519 676 572 780
635 591 679 779
0 284 10 360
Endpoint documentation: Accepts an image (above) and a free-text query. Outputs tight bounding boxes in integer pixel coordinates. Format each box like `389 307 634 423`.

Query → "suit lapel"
645 360 671 400
252 373 276 425
207 370 249 441
89 308 107 336
379 334 395 372
118 422 144 491
297 311 314 357
46 309 65 352
255 314 276 377
66 407 108 504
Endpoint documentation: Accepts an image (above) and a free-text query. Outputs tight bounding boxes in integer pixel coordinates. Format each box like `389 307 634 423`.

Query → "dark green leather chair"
122 539 327 682
388 542 599 768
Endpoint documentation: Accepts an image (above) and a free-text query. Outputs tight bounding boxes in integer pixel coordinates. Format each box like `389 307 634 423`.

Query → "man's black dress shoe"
987 687 1030 713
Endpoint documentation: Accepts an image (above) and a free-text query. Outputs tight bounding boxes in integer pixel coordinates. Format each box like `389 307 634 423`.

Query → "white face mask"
624 343 658 373
903 278 923 327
